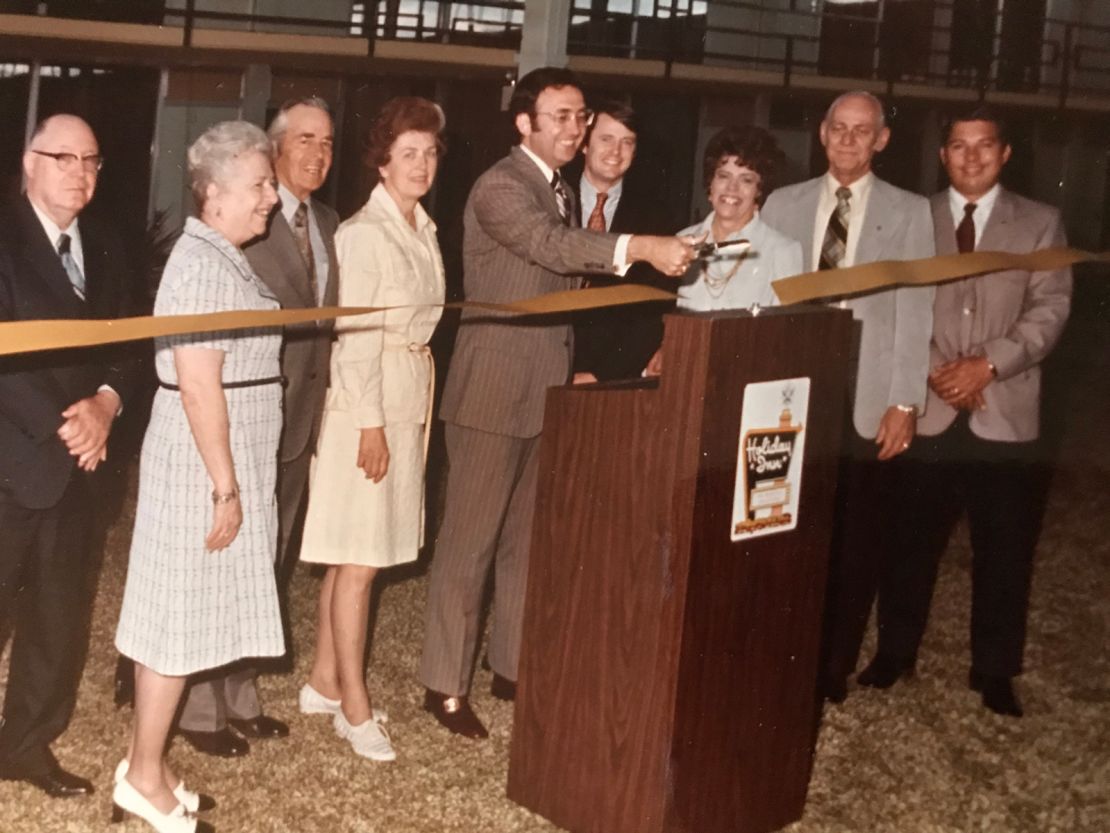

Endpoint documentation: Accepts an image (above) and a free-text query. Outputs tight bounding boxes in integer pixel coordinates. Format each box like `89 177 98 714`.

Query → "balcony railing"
567 0 1110 104
1 1 526 50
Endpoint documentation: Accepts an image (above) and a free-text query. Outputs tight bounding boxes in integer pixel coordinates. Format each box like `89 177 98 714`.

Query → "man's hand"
929 356 994 410
644 348 664 377
357 427 390 483
572 372 598 385
57 389 120 471
875 405 915 461
629 232 705 277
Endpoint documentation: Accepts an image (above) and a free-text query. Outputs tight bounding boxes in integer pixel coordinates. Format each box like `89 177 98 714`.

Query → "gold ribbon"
0 284 675 358
1 248 1106 358
771 246 1109 306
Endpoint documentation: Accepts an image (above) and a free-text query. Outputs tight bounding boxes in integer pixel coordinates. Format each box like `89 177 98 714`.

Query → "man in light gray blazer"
420 67 699 739
177 97 340 756
760 91 935 703
858 107 1071 717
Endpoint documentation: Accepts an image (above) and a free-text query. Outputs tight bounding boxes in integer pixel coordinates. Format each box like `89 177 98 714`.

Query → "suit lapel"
17 198 85 315
263 212 317 308
931 193 958 256
510 146 563 222
856 180 898 263
977 188 1014 252
310 202 339 307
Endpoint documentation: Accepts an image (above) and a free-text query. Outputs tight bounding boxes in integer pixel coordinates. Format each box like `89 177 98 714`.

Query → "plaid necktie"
57 232 86 300
292 202 319 303
551 172 570 226
586 191 608 232
819 186 852 271
956 202 977 254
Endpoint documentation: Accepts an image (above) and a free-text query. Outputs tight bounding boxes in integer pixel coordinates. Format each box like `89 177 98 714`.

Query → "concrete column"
517 0 572 76
240 63 272 125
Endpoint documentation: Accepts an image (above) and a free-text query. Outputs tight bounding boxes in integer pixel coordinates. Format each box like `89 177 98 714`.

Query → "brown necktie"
586 191 608 232
956 202 977 254
292 202 319 303
819 186 851 271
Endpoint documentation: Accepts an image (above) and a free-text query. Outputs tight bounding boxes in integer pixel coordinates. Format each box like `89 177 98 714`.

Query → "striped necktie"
57 232 86 300
292 202 319 303
551 172 570 226
819 186 852 271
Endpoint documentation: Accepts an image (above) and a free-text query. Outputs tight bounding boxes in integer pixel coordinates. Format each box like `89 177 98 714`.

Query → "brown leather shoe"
491 673 517 702
423 689 489 739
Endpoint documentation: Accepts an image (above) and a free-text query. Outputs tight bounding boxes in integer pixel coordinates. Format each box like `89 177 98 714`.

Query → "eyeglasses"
536 108 594 128
31 149 104 173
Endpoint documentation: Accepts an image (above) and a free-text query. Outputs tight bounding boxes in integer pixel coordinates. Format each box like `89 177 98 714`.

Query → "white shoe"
333 711 396 762
110 776 211 833
113 760 215 814
299 683 388 723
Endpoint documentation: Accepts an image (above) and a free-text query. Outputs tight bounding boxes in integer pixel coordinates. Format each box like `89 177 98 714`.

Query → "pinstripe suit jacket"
246 202 339 463
439 146 622 439
761 175 936 439
918 188 1071 442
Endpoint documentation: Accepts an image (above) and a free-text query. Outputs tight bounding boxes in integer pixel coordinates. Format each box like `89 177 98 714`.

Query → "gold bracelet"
212 489 239 505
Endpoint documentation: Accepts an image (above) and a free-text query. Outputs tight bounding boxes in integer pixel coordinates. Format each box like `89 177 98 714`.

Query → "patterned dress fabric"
116 218 285 676
300 184 445 568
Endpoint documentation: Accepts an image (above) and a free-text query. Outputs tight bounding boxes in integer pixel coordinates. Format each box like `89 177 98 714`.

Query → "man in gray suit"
761 90 935 703
420 67 700 738
858 106 1071 717
177 97 339 756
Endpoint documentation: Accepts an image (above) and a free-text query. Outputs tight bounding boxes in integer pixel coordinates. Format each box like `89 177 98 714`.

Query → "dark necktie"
292 202 319 303
57 232 86 300
818 186 852 271
956 202 977 254
586 191 608 232
551 172 570 226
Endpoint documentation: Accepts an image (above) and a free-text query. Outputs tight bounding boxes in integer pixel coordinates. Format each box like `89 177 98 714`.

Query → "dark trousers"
821 430 900 687
0 477 92 776
876 415 1045 678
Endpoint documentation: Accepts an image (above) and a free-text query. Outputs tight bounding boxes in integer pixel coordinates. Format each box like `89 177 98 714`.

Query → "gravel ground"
2 273 1108 832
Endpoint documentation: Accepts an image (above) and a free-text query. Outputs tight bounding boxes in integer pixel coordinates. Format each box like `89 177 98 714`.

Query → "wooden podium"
507 305 853 833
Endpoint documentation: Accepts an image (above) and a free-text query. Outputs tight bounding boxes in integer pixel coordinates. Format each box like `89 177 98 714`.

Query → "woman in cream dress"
298 97 446 762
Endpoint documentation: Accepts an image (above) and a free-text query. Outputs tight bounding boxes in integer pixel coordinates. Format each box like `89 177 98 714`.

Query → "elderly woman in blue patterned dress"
296 97 446 762
646 126 802 375
113 121 282 833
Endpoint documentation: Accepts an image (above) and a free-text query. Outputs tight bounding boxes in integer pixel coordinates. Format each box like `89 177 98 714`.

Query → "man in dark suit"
420 67 700 739
569 99 672 383
760 91 935 703
0 114 137 797
176 98 339 756
858 107 1071 717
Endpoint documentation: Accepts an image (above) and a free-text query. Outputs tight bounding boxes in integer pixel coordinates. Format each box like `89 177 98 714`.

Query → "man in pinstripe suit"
419 67 701 738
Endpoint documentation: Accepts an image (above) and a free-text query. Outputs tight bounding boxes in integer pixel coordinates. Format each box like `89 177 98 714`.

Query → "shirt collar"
370 182 435 234
824 170 874 204
278 182 312 224
948 182 1001 219
28 196 79 248
581 173 623 205
518 143 558 185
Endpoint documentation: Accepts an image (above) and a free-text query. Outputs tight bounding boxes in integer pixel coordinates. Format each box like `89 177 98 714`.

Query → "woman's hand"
206 494 243 551
357 427 390 483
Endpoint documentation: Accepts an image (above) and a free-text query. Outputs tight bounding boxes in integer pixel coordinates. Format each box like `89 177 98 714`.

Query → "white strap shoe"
111 776 213 833
113 759 215 814
333 710 396 762
299 683 387 723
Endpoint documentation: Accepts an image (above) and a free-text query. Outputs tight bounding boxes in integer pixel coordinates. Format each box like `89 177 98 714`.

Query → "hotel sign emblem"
731 377 810 541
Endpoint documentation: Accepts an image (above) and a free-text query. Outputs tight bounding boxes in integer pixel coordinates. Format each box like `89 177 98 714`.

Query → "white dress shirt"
811 170 875 270
29 198 85 274
947 182 1001 249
